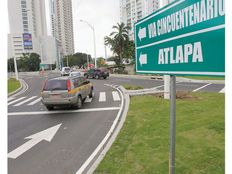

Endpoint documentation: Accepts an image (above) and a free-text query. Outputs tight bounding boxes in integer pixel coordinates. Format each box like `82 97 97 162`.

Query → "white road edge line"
219 87 225 93
76 86 124 174
193 83 212 92
8 107 121 116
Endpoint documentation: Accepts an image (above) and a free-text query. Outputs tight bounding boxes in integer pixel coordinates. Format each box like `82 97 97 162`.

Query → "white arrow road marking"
27 97 41 105
99 92 106 102
112 91 120 101
14 96 37 106
8 97 26 106
139 53 147 66
8 123 62 159
138 27 146 41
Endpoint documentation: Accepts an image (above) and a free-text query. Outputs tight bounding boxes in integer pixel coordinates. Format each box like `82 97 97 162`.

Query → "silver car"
41 76 93 110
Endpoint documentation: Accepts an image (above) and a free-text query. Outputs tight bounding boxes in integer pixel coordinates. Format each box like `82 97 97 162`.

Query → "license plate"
50 94 61 99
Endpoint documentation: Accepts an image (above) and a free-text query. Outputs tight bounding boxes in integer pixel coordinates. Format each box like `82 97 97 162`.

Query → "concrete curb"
8 79 23 97
86 85 130 174
110 74 225 84
75 85 130 174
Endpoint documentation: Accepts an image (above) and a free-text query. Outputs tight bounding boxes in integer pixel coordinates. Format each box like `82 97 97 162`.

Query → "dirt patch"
151 91 200 100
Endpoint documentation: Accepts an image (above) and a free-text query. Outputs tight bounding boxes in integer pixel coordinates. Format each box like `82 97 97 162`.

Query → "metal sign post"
169 75 176 174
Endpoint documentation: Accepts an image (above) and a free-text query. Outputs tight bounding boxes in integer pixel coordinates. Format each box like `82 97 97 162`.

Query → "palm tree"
104 23 130 66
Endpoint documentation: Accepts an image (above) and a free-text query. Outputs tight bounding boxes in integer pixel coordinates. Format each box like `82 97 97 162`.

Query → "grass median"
8 78 20 94
94 92 224 174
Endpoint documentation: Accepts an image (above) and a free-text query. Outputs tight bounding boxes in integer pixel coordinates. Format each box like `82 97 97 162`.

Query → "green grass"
94 93 224 174
123 84 144 90
182 76 225 80
8 78 20 93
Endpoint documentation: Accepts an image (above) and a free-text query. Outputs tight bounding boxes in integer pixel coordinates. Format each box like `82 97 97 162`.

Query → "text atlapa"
158 42 203 65
148 0 225 38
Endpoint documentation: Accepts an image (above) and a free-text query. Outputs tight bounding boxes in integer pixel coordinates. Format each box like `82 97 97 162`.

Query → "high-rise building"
120 0 160 40
8 0 58 68
50 0 74 56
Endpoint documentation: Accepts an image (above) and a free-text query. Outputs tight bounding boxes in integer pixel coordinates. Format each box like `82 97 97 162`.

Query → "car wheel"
95 74 99 79
89 89 93 98
76 96 82 109
103 76 107 79
46 106 54 111
84 74 88 79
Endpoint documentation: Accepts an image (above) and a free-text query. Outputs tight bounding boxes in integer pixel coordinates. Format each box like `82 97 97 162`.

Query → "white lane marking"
84 96 92 103
8 124 62 159
76 86 124 174
8 107 121 116
8 97 26 106
8 98 15 102
219 87 225 93
13 96 37 106
193 83 212 92
112 91 120 101
27 97 41 105
99 92 106 102
154 85 164 89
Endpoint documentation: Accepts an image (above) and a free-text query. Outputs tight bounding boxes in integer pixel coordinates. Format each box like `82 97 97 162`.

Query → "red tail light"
67 79 71 92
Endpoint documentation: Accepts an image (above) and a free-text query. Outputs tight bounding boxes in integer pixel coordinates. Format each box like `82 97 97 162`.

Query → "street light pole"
13 57 19 80
80 20 97 68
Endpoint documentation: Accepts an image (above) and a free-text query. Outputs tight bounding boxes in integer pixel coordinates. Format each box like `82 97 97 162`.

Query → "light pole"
86 50 89 70
13 57 19 80
80 19 97 68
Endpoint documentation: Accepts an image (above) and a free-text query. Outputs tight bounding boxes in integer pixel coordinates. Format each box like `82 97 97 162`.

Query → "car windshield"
64 68 70 71
43 79 67 91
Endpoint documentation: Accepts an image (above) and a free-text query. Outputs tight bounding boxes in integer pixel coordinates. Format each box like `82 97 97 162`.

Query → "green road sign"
135 0 225 76
40 64 45 69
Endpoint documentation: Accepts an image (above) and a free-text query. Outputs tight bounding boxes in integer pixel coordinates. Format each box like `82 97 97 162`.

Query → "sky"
72 0 120 58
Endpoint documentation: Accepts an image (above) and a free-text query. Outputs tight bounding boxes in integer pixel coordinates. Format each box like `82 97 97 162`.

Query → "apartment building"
8 0 58 67
50 0 74 56
120 0 160 40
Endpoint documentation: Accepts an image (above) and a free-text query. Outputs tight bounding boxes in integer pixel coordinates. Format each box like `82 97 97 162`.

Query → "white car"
61 67 71 76
69 71 82 77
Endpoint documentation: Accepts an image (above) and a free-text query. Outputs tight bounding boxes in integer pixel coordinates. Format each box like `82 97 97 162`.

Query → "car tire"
76 95 82 109
46 106 54 111
89 89 93 98
95 74 99 79
103 76 107 79
84 74 88 79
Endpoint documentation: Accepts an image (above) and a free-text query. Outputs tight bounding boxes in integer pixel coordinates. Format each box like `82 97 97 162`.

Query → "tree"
63 52 92 68
104 23 130 67
28 53 41 71
123 40 135 61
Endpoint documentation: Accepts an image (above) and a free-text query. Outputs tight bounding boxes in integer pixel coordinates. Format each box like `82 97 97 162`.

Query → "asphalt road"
8 74 122 174
8 72 224 174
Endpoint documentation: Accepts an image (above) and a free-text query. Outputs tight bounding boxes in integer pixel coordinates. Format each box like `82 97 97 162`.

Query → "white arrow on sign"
138 27 147 41
139 53 147 66
8 123 62 159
